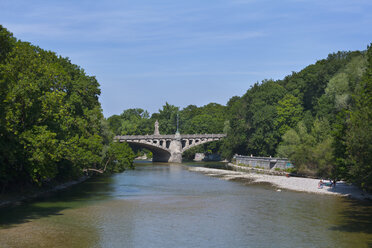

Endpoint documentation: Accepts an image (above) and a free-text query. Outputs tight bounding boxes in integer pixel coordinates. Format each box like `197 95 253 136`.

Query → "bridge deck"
115 134 226 140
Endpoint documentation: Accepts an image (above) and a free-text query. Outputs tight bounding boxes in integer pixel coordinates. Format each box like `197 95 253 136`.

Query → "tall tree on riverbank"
344 44 372 191
0 26 134 191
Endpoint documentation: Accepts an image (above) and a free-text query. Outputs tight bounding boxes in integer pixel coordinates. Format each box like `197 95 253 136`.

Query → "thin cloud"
4 20 265 47
106 70 282 79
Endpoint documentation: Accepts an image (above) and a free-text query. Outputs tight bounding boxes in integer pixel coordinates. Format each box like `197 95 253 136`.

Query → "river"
0 162 371 248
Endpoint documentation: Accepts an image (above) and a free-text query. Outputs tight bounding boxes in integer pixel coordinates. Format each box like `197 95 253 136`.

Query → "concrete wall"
194 153 221 162
233 155 293 170
194 153 205 161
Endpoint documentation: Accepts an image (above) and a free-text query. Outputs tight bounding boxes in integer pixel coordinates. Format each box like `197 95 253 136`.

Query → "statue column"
154 120 160 135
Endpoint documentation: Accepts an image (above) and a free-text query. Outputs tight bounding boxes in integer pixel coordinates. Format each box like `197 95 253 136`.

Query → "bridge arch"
125 141 171 162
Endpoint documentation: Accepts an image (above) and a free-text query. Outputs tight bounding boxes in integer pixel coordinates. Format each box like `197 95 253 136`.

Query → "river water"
0 162 371 248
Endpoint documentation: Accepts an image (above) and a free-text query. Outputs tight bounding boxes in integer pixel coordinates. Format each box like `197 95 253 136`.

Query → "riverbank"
0 176 89 208
189 166 372 201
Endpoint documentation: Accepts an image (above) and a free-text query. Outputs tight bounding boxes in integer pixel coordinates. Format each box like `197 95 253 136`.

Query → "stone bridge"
114 133 226 163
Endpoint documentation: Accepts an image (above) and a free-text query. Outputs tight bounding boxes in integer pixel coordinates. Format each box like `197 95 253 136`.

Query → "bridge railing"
115 133 226 140
180 134 226 139
115 135 175 140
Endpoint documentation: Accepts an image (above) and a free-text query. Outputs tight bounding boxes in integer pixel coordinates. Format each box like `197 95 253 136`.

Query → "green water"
0 162 371 248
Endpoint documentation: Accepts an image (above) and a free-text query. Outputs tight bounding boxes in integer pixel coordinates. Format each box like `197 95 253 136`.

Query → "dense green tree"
221 80 287 157
277 119 334 177
107 108 153 135
0 40 105 186
118 108 150 135
0 26 134 191
103 142 135 173
107 115 122 135
344 44 372 191
275 94 303 136
0 25 15 63
279 51 361 111
181 103 226 134
153 102 179 134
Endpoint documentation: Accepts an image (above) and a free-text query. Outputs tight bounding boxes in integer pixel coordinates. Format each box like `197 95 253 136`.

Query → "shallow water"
0 162 371 248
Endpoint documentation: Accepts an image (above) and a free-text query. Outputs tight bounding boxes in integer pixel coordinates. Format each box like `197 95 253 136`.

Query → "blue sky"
1 0 371 117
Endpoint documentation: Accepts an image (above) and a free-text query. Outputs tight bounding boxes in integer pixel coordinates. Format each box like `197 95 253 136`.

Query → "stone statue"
154 120 160 135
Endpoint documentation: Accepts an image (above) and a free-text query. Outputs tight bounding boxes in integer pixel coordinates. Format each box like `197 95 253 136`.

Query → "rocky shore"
189 166 372 201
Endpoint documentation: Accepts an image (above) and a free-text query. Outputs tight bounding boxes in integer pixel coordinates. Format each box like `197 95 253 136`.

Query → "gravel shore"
189 167 372 201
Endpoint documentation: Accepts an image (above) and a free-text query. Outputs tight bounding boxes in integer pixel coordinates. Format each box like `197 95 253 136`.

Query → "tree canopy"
0 25 134 191
1 24 370 192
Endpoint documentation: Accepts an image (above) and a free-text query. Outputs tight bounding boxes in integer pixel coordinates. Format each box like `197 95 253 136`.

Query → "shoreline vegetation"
108 43 372 192
189 165 372 201
0 25 135 194
1 25 371 197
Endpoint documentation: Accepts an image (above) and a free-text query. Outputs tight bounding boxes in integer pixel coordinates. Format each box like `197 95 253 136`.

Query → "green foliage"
221 80 287 158
343 44 372 191
0 25 15 63
181 103 226 134
104 142 135 173
276 129 300 158
279 51 360 111
0 26 134 190
220 47 371 190
277 119 334 177
156 102 180 134
106 108 152 135
275 94 303 136
105 42 371 191
119 108 151 135
107 115 122 135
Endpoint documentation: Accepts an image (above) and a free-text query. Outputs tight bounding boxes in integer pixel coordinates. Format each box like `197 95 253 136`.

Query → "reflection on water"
0 162 371 248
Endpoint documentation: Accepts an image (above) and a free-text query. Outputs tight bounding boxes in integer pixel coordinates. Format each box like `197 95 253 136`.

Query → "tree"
0 26 135 190
104 142 135 173
345 44 372 191
275 94 303 136
277 119 334 177
0 25 15 63
180 103 226 134
107 115 122 135
155 102 179 134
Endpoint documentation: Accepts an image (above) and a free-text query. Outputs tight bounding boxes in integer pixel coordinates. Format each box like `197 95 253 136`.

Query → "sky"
1 0 371 117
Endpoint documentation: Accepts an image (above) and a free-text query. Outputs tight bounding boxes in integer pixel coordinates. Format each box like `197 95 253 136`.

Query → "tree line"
0 26 134 193
109 45 372 191
1 24 370 192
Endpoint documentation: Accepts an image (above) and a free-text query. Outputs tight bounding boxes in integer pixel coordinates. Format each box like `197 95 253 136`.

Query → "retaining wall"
233 155 293 170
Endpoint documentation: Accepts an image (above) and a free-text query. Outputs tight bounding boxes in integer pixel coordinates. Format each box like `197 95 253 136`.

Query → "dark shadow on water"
329 198 372 235
0 175 116 229
0 204 66 229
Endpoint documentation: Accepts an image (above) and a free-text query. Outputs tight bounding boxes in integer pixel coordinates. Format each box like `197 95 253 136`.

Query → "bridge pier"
168 139 183 163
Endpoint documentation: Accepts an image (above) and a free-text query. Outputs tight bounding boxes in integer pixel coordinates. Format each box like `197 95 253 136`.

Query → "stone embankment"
227 163 290 176
233 154 293 170
189 165 372 201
